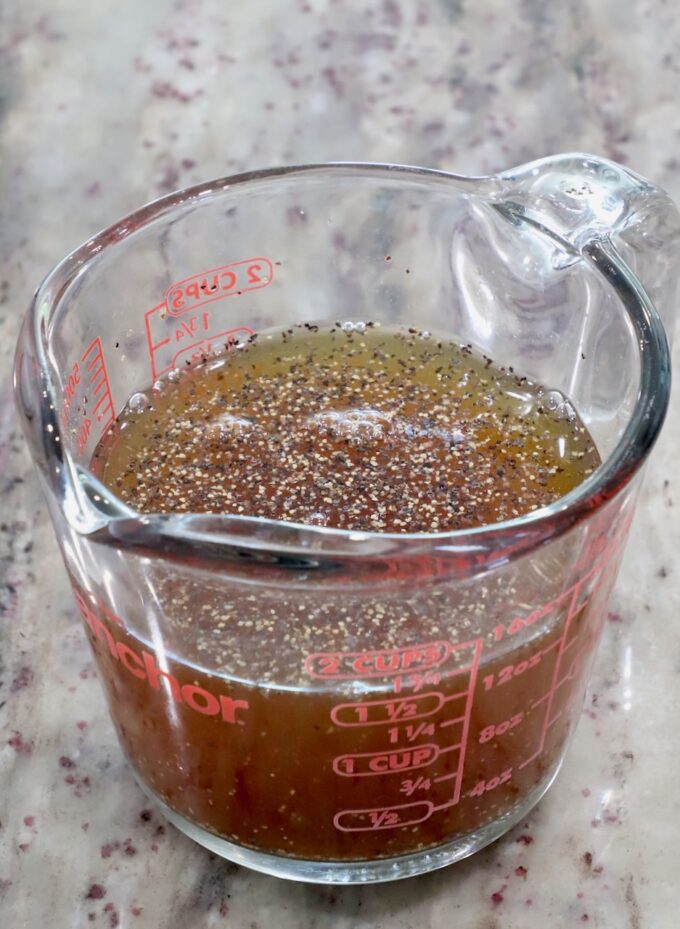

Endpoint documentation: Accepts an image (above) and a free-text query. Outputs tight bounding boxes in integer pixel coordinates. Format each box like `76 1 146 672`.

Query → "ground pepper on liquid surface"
93 323 600 531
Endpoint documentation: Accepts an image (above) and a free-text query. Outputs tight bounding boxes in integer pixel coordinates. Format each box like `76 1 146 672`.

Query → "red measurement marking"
449 637 482 805
333 744 440 777
331 692 444 728
330 638 482 830
76 338 114 453
392 668 442 693
519 548 624 767
165 258 272 314
482 653 543 691
388 722 436 743
61 360 81 425
306 640 453 680
173 326 253 370
519 584 581 770
433 772 457 784
468 768 512 798
144 256 272 379
400 776 431 797
334 800 433 833
493 512 633 643
478 712 524 744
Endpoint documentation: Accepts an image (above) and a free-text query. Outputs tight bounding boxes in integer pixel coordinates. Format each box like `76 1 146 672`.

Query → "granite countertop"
2 1 680 926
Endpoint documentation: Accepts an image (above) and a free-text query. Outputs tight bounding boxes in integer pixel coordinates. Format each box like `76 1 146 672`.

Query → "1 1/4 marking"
388 722 436 744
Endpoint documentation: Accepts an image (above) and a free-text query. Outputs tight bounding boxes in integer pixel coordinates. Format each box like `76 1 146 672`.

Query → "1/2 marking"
334 800 433 832
400 776 431 797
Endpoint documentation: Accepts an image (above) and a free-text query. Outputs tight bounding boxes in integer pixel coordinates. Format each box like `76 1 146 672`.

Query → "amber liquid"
86 324 608 861
94 323 600 531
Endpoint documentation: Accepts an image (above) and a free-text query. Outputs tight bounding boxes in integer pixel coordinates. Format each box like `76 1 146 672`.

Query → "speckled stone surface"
2 1 680 926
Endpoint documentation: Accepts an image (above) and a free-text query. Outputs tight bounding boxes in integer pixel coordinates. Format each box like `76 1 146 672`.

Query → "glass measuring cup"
14 154 679 883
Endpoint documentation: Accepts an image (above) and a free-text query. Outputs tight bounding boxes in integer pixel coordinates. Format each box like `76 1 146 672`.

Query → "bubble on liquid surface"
504 387 537 417
167 368 181 383
206 412 255 439
447 429 466 446
543 389 576 420
400 421 466 446
308 408 393 442
341 321 355 333
128 392 150 413
305 511 329 526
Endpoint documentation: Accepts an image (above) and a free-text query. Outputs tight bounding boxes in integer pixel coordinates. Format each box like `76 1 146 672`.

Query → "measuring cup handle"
493 153 680 340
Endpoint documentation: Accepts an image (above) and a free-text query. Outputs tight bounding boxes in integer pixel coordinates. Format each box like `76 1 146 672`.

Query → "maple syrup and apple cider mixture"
85 322 600 860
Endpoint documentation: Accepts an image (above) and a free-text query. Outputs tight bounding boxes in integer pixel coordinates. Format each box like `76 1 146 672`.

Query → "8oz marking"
479 712 524 743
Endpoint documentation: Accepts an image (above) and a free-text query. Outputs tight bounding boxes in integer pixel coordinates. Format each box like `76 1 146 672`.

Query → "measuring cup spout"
491 152 680 340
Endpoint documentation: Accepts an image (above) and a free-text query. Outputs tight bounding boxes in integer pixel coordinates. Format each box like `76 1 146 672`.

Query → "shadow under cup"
14 157 675 881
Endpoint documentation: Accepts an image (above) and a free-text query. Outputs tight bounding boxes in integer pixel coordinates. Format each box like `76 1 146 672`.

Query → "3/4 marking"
400 776 431 797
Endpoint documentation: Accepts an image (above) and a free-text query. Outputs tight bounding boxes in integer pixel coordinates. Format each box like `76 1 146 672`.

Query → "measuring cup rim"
19 157 672 560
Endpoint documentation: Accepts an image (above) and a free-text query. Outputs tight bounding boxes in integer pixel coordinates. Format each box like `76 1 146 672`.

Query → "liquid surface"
93 323 600 532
